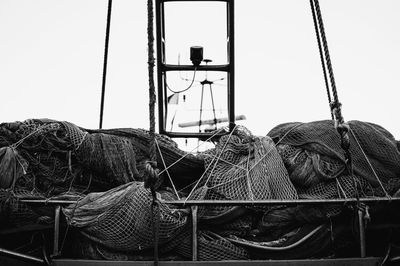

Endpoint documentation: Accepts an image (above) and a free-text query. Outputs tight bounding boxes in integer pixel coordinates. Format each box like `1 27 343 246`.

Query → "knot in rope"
144 160 159 192
359 204 370 224
330 101 344 126
337 123 350 151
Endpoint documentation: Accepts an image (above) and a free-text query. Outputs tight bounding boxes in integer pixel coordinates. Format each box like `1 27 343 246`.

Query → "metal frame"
155 0 235 138
13 196 400 263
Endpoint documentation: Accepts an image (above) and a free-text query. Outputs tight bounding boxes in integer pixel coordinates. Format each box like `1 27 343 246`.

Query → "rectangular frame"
155 0 235 138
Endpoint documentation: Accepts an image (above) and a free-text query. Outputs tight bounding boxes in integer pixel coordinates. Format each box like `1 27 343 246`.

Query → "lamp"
190 46 203 67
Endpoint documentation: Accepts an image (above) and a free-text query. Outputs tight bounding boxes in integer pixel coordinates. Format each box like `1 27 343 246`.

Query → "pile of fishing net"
62 125 301 260
1 118 400 261
0 118 203 227
268 120 400 199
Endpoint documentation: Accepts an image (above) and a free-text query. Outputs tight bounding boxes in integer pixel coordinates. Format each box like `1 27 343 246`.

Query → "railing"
9 196 400 263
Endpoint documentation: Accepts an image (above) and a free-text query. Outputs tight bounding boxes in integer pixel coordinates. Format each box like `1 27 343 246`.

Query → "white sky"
1 0 400 139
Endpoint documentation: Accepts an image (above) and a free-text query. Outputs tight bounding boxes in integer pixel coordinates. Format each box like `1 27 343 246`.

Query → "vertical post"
156 0 165 135
191 205 198 261
227 0 235 132
358 208 366 257
53 205 61 257
99 0 113 129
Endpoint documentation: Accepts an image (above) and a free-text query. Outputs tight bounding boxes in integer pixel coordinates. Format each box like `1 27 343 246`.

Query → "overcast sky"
1 0 399 139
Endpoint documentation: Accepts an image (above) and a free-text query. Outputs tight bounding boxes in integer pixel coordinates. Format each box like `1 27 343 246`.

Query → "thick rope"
309 2 369 240
147 0 157 168
311 1 339 107
99 0 113 129
147 0 159 264
309 0 351 169
309 0 333 120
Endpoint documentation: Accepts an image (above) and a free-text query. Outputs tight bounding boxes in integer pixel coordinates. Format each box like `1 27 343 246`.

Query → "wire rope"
99 0 113 129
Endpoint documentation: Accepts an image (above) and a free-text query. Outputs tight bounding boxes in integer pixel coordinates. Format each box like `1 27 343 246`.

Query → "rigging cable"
309 1 371 257
146 0 160 265
99 0 113 129
309 0 333 120
309 0 352 177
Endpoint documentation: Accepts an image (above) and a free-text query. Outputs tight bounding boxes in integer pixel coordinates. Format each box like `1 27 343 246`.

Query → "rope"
309 0 333 120
349 127 390 198
309 0 351 177
99 0 113 129
309 1 370 244
311 0 339 108
185 125 238 202
147 0 159 264
155 139 180 200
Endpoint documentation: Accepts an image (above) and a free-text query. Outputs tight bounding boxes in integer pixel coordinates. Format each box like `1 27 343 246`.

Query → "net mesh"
2 119 400 261
175 230 249 261
63 181 188 252
267 120 400 193
190 126 298 203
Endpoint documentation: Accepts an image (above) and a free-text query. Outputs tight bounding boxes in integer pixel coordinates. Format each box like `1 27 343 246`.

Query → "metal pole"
191 205 198 261
0 248 45 265
227 0 235 132
163 198 399 206
19 197 400 206
99 0 113 129
358 208 367 257
52 205 61 257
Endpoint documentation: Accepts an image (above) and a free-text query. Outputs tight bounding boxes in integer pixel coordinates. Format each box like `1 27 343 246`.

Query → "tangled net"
1 119 400 260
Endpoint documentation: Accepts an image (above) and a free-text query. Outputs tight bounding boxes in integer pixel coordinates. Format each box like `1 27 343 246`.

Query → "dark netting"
61 121 87 151
175 230 249 261
72 231 185 261
0 119 90 203
82 127 205 188
76 133 141 187
276 143 345 188
264 120 400 229
3 118 400 261
63 181 189 252
0 119 203 231
268 120 400 191
0 189 40 227
214 213 254 237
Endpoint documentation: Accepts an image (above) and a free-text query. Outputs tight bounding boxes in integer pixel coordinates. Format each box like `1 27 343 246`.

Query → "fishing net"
63 181 189 252
268 120 400 196
0 119 89 196
2 118 400 261
188 126 298 219
175 230 249 261
0 119 203 229
0 189 40 228
82 127 205 188
262 120 400 236
72 232 185 261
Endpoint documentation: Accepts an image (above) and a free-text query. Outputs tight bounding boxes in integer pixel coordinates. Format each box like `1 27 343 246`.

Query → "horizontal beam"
19 197 400 206
178 115 246 128
160 0 233 3
163 197 400 206
52 257 381 266
162 64 230 72
159 131 226 138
